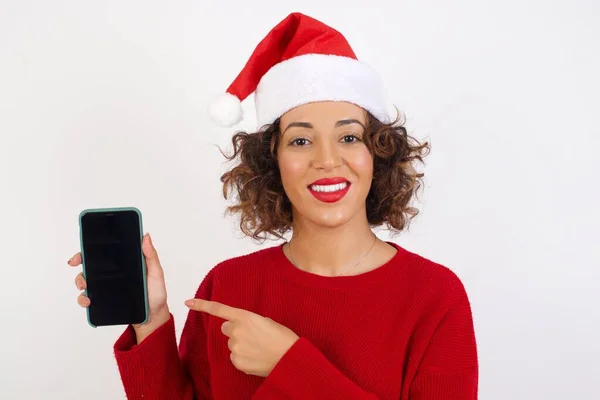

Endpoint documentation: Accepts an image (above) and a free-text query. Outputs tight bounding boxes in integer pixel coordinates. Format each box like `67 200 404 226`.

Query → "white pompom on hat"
207 92 243 127
208 12 392 128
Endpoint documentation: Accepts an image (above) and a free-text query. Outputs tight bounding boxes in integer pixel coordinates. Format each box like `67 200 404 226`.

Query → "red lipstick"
307 177 350 203
309 177 348 186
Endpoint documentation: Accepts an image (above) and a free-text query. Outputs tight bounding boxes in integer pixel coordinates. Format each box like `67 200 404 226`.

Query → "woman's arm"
113 272 215 400
252 336 381 399
407 280 478 399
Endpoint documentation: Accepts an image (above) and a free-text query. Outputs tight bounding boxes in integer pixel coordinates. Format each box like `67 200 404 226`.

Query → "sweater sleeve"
113 271 215 400
408 278 479 399
252 337 380 399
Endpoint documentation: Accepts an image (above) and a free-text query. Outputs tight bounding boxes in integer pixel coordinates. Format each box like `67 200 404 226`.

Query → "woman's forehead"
280 102 367 126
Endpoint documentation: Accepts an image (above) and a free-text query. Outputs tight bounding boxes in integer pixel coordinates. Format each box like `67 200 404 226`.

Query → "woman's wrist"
133 305 171 344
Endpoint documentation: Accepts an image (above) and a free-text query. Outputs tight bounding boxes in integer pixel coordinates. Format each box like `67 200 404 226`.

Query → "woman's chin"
302 207 356 229
291 192 369 229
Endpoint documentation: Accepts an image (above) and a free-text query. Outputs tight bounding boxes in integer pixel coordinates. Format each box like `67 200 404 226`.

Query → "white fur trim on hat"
208 92 243 127
254 53 391 127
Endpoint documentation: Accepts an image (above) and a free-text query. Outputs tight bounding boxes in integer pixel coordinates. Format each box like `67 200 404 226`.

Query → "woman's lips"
308 179 351 203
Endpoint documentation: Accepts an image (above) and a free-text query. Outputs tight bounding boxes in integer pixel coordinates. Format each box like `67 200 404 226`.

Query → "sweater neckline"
272 241 407 290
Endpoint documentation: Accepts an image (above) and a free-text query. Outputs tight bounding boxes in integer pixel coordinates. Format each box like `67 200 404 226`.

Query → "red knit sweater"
113 242 478 399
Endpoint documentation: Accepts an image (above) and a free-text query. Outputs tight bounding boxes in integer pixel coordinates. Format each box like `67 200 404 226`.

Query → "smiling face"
277 101 374 229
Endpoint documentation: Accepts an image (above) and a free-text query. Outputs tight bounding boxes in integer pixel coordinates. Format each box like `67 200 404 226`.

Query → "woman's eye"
291 138 309 146
342 135 360 143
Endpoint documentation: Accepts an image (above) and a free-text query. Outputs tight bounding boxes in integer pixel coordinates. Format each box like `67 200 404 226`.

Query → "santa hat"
208 12 392 128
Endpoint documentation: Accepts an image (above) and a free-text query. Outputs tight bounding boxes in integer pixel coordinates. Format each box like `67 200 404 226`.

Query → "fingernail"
185 299 194 307
67 258 72 264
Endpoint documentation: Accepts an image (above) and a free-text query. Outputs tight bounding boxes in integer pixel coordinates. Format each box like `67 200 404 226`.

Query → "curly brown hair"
219 110 430 241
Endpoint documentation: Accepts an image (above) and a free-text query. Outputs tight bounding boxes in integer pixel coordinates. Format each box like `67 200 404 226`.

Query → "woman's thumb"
142 233 161 271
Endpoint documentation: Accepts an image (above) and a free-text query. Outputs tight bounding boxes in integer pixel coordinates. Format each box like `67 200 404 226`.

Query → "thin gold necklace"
287 234 378 277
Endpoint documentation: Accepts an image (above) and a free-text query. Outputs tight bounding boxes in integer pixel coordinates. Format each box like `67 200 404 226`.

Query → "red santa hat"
208 12 392 128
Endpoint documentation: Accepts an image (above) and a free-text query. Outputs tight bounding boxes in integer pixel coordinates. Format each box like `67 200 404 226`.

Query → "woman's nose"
313 141 341 171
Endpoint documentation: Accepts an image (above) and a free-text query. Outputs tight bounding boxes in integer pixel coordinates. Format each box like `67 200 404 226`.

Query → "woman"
69 12 478 399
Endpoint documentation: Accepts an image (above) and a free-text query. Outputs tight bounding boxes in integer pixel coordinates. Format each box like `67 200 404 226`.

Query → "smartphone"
78 207 149 327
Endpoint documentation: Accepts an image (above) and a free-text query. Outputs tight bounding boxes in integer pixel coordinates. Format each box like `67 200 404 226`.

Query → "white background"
1 0 599 399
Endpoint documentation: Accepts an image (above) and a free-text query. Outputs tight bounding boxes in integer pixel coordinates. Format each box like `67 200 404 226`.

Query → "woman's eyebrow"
335 119 363 127
283 119 364 135
282 121 313 135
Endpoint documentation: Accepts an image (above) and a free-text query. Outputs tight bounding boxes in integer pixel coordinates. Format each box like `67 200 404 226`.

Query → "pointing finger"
185 299 248 321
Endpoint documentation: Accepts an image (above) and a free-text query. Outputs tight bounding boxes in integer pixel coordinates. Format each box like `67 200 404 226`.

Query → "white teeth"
310 182 348 192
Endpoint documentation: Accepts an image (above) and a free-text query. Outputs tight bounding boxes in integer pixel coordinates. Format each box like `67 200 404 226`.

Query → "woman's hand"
186 299 300 377
69 233 171 342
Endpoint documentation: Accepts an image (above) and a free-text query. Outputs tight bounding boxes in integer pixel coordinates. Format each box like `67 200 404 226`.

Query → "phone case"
78 206 149 328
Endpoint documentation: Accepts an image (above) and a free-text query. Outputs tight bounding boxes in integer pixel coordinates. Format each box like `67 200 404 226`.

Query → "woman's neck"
285 212 380 277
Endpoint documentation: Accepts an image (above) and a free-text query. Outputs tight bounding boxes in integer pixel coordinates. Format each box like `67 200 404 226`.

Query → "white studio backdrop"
1 0 598 399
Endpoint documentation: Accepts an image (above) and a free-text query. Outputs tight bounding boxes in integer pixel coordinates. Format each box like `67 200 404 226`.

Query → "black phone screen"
80 210 147 327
